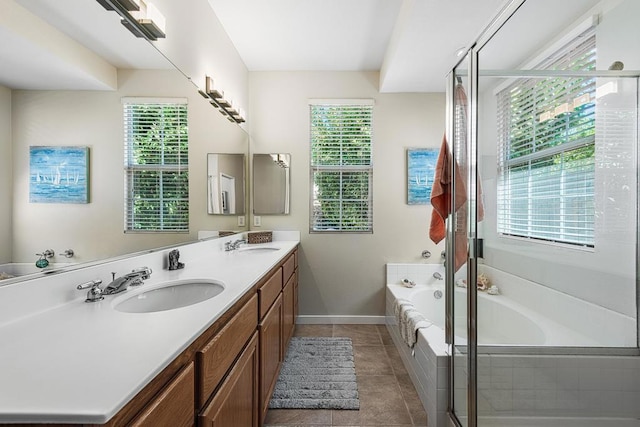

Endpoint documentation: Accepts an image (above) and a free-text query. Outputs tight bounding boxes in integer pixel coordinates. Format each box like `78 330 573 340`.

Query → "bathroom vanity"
0 232 299 426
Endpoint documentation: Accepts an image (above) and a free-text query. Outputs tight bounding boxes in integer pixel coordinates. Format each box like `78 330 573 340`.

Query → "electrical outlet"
237 216 245 227
253 215 261 227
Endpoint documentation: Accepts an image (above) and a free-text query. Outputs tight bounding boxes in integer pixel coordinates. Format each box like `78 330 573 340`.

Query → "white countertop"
0 236 299 424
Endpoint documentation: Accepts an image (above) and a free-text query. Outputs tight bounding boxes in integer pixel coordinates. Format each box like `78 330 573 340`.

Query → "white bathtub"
387 263 635 347
385 263 640 427
0 263 73 280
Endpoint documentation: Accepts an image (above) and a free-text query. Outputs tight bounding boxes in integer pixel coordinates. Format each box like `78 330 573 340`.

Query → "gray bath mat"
269 337 360 410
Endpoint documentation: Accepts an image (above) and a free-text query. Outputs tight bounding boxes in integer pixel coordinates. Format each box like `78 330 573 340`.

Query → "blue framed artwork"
407 148 438 205
29 146 90 204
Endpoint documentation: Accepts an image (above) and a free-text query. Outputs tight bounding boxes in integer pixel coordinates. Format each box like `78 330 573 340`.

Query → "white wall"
249 71 445 317
11 69 247 264
151 0 249 130
0 85 11 264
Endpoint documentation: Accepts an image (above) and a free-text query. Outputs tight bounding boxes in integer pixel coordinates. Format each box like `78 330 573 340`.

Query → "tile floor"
264 324 428 427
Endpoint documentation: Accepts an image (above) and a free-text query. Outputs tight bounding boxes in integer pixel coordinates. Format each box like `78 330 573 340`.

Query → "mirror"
253 154 291 215
0 0 249 284
207 154 246 215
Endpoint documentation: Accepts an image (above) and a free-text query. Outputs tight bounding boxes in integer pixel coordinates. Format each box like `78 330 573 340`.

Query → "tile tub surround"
386 286 448 427
0 231 299 424
264 324 427 426
385 263 640 425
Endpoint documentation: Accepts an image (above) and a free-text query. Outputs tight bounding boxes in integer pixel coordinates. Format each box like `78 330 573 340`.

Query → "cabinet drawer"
198 333 259 427
129 361 195 427
282 252 296 285
197 294 258 408
258 267 282 318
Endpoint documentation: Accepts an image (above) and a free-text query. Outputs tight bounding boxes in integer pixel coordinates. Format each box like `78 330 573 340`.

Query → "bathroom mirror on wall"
253 153 291 215
0 0 248 285
207 154 246 215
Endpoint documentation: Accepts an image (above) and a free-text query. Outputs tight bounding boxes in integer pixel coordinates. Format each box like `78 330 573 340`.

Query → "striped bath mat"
269 337 360 410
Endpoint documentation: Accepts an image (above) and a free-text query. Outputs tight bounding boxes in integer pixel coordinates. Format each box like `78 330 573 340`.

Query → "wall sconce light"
201 75 246 124
97 0 166 41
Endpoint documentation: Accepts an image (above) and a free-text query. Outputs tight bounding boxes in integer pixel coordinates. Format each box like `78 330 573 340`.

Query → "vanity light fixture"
201 75 246 124
97 0 166 41
96 0 140 12
217 98 231 108
133 1 166 39
271 154 289 168
205 76 224 99
226 101 238 117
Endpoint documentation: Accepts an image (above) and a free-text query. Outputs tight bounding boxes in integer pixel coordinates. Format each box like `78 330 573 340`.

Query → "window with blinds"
496 29 596 247
123 98 189 232
310 101 373 232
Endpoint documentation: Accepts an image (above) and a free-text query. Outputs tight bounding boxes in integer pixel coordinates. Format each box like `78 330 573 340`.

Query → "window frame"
309 100 374 234
122 97 189 233
496 30 596 248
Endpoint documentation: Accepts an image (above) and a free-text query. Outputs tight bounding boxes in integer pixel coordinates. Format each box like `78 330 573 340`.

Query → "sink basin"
237 246 280 253
113 279 224 313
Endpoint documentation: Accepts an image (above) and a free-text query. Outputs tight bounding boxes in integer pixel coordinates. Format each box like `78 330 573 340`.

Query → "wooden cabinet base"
198 333 259 427
129 362 195 427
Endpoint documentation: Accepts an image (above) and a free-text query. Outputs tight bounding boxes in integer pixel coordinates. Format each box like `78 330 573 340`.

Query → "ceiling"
0 0 605 93
207 0 507 92
0 0 508 93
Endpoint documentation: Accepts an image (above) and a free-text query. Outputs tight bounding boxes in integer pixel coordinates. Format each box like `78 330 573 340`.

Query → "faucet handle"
132 266 152 279
77 279 104 303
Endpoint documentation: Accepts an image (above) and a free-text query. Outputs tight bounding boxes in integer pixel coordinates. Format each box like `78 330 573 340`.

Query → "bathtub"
385 263 640 427
0 263 73 280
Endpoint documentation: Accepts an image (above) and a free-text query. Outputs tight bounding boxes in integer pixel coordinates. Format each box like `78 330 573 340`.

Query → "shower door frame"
446 0 640 426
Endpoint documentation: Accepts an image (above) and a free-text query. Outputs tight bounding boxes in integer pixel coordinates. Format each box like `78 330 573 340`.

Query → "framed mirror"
253 153 291 215
207 154 246 215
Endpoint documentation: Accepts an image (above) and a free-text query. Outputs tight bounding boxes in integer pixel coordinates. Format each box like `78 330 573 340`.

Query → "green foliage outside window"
125 103 189 232
310 104 373 232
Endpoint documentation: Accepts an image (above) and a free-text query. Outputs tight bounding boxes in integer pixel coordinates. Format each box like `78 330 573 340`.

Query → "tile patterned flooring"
264 324 428 427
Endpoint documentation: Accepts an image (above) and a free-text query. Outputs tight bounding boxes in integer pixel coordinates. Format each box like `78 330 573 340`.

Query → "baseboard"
296 315 385 324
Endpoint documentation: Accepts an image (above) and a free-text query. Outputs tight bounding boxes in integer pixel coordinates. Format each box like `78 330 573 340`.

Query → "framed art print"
407 148 438 205
29 146 90 204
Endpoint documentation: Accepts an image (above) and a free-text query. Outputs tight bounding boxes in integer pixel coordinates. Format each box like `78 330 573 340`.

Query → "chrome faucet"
77 279 104 303
225 239 247 251
104 267 152 295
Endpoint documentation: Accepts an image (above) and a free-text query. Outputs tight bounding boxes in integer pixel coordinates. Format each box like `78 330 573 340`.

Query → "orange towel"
429 84 484 272
429 135 466 244
429 135 469 271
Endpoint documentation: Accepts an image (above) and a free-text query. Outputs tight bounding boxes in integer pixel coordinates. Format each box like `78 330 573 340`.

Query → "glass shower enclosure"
446 1 640 426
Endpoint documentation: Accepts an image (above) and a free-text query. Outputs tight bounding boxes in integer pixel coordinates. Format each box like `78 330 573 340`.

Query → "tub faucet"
104 267 152 295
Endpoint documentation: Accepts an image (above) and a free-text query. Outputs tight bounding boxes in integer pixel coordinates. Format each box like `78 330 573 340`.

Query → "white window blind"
497 29 596 247
310 102 373 232
123 99 189 232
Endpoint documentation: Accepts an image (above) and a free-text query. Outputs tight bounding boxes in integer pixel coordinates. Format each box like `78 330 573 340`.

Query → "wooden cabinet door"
198 333 259 427
259 294 283 422
129 362 195 427
282 273 295 354
197 294 258 409
294 270 299 320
